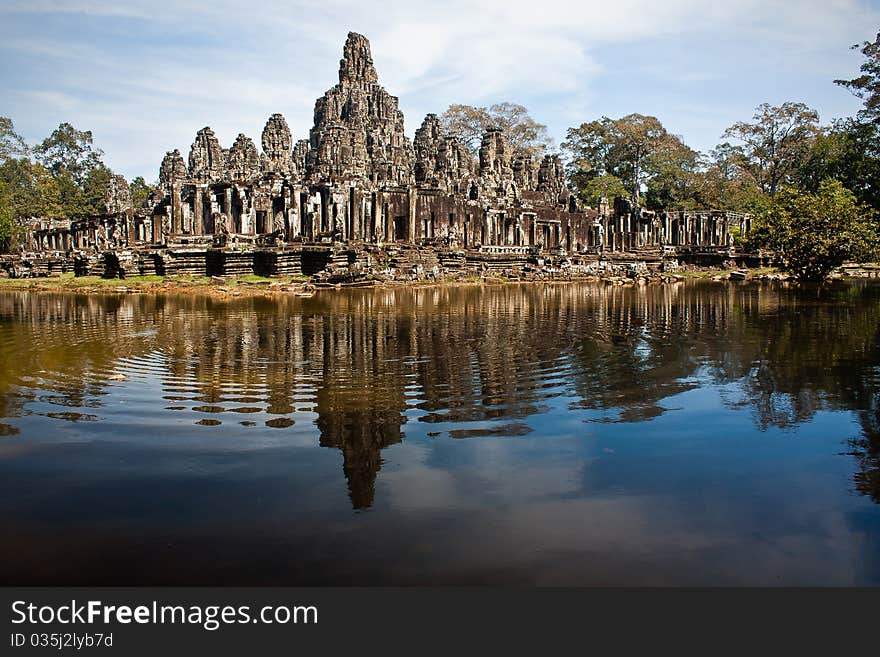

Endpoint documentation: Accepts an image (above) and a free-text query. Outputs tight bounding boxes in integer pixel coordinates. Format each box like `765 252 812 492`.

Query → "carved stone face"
189 127 224 181
103 174 132 215
227 134 259 180
160 149 187 186
261 114 294 174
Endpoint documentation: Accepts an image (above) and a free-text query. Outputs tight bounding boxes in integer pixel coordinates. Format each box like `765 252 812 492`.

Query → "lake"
1 281 879 585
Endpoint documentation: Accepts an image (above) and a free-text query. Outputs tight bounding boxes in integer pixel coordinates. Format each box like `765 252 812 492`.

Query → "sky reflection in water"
0 281 879 585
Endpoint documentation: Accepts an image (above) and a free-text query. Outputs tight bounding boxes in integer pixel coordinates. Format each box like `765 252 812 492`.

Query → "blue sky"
1 0 878 181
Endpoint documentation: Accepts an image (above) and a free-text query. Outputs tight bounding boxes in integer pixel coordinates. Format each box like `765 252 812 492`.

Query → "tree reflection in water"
0 281 878 510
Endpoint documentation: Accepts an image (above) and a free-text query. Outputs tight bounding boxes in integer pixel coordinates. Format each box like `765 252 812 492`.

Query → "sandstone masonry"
18 32 755 282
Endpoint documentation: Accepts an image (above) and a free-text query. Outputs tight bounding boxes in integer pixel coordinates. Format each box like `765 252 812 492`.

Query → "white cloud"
1 0 877 178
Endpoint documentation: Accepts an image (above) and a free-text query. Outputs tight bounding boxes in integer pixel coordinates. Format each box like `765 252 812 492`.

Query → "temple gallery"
17 33 754 282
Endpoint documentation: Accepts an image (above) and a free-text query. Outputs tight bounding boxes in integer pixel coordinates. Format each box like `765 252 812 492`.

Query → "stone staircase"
437 249 467 274
273 250 304 277
389 245 440 277
163 250 208 277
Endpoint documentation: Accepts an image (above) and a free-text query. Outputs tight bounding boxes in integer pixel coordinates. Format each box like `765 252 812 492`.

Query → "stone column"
193 186 203 235
224 188 234 232
171 185 182 234
408 188 417 243
370 193 378 242
288 199 300 241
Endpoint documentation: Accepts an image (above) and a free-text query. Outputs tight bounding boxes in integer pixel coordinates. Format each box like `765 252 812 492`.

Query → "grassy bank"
0 265 816 296
0 273 313 296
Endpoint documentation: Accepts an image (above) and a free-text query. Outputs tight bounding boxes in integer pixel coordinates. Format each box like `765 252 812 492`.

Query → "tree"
0 158 44 220
486 102 555 159
16 123 116 221
33 122 104 185
700 142 769 213
439 104 491 154
35 167 63 218
439 103 553 158
563 113 700 209
576 174 629 207
0 181 15 252
80 165 113 219
748 178 877 281
722 102 820 197
835 30 880 124
0 117 28 161
797 118 880 210
644 139 703 210
129 176 157 210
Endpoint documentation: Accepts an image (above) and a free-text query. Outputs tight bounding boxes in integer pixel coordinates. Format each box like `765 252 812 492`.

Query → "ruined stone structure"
19 32 752 281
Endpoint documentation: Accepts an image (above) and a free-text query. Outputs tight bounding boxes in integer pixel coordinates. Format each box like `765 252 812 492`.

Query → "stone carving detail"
414 114 443 186
293 139 310 175
103 175 132 215
479 127 513 183
308 32 413 185
512 156 537 190
227 133 260 181
261 114 294 175
537 154 567 203
159 149 187 187
338 31 379 85
441 136 473 184
414 114 473 190
188 127 225 182
26 30 747 261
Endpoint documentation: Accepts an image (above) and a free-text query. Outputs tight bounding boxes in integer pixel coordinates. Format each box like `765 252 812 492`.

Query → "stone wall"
23 31 749 271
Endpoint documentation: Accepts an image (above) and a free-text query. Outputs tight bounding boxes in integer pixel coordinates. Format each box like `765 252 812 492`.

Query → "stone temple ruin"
17 32 755 281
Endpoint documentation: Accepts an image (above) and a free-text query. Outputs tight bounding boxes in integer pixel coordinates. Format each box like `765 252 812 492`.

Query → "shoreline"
0 267 853 298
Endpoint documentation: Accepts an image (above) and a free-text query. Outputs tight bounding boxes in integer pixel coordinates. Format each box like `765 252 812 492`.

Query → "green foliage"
55 172 85 221
36 167 63 218
722 102 820 197
0 181 15 251
748 179 878 281
574 174 629 207
644 144 704 210
562 113 700 210
699 142 755 210
726 182 772 216
0 117 28 161
0 158 46 220
0 121 113 230
798 118 880 210
33 122 104 185
80 165 113 218
440 102 553 158
129 176 155 209
835 31 880 124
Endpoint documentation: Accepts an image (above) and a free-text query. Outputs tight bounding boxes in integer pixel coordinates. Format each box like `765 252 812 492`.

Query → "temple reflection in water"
1 282 879 509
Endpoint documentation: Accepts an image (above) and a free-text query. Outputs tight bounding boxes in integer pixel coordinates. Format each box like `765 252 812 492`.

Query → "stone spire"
261 113 294 175
537 154 566 201
414 114 443 185
512 155 537 190
308 32 413 185
414 113 472 189
188 127 225 182
103 175 131 215
339 32 378 85
479 127 513 181
227 133 260 181
159 149 187 187
293 139 310 174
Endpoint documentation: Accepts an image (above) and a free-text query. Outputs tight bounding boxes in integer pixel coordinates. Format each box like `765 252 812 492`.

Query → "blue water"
0 281 878 584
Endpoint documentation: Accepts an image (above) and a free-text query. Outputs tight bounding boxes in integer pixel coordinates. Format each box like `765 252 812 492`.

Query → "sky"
1 0 878 181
